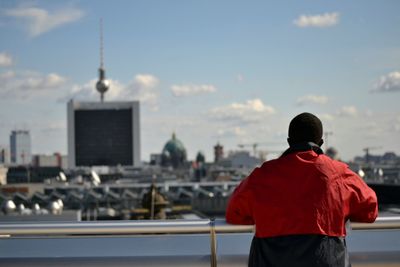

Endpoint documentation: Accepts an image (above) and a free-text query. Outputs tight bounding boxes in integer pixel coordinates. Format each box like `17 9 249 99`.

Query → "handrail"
210 218 217 267
0 217 399 236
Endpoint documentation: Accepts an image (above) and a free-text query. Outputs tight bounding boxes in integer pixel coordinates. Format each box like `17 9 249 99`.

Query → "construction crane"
237 143 258 156
363 146 382 163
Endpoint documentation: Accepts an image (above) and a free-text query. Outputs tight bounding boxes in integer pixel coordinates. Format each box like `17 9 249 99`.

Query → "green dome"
196 151 205 163
161 133 187 168
163 133 186 154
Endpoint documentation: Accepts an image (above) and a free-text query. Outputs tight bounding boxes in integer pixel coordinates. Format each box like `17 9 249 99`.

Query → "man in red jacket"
226 112 378 267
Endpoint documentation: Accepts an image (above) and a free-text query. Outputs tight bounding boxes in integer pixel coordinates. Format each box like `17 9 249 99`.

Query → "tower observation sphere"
96 68 110 100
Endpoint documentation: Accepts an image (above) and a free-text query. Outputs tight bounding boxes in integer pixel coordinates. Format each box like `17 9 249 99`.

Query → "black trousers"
248 235 351 267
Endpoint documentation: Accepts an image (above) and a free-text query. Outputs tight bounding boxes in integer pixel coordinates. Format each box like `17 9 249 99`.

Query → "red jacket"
226 150 378 238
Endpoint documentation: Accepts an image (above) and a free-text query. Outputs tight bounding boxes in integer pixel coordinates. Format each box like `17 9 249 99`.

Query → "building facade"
67 100 140 168
10 130 31 166
32 153 68 169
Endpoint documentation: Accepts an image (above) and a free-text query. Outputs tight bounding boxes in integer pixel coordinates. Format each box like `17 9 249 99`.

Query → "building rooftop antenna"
96 18 110 102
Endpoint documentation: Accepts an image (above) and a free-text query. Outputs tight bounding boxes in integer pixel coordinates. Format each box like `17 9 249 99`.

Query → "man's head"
288 112 323 146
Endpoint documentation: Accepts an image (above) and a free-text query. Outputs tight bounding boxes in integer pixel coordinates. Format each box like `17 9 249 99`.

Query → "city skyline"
0 1 399 162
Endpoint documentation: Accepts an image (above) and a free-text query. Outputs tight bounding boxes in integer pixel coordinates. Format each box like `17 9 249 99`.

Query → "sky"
0 0 399 162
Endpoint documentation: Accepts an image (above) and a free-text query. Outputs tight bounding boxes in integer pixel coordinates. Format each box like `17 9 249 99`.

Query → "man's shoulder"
316 154 352 177
260 157 282 169
319 154 348 167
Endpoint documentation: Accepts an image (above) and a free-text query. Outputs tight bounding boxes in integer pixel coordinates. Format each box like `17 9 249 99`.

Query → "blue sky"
0 0 399 162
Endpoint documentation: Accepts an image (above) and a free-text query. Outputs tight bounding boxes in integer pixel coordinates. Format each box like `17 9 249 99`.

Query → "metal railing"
1 216 400 236
1 217 400 267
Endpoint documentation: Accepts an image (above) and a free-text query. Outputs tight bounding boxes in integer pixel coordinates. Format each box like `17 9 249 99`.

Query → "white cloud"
296 94 328 106
358 121 383 138
127 74 159 107
4 5 84 37
231 99 274 112
0 53 13 67
209 99 276 124
171 84 216 97
364 110 373 117
392 115 400 132
0 70 67 99
45 73 66 87
63 74 160 109
236 74 244 82
40 121 66 133
134 74 159 88
373 71 400 93
0 71 15 79
217 127 246 138
318 113 335 121
294 12 340 28
20 72 66 89
337 106 358 117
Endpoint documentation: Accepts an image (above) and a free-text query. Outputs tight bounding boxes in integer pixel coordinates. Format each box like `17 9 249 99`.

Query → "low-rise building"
32 153 68 169
218 151 262 170
0 165 8 185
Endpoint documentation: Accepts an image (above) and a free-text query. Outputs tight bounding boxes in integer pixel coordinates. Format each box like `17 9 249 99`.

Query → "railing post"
210 218 217 267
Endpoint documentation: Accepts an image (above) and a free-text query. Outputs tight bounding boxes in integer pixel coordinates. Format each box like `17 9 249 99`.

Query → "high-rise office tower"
67 100 141 168
10 130 31 165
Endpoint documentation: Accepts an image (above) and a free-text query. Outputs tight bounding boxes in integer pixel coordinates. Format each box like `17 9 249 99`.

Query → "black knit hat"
288 112 323 144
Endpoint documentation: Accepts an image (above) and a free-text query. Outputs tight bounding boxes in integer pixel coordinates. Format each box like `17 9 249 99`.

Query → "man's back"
226 150 377 267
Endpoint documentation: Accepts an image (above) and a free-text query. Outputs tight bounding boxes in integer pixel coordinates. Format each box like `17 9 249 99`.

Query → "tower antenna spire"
100 18 104 69
96 18 109 102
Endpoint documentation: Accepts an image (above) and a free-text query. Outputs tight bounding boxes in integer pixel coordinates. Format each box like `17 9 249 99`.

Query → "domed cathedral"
196 151 205 164
161 133 187 169
194 151 207 181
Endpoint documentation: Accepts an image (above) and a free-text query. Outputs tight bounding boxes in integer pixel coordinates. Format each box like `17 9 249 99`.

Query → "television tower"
96 18 110 102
